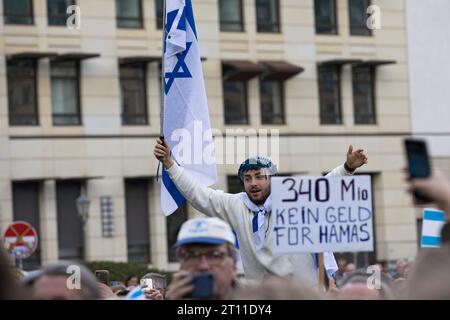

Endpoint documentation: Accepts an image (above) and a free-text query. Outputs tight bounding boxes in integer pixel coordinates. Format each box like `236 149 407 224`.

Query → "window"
56 181 84 261
314 0 337 34
227 176 243 194
116 0 143 28
51 60 81 125
3 0 33 25
318 65 342 124
349 0 371 36
352 66 376 124
125 179 151 264
260 81 284 124
7 59 38 126
12 181 41 270
256 0 280 33
47 0 74 26
223 80 248 125
219 0 244 32
120 64 148 125
155 0 164 29
166 205 188 263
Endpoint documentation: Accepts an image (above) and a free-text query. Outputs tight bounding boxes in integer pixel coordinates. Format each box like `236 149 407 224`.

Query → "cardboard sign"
272 176 374 253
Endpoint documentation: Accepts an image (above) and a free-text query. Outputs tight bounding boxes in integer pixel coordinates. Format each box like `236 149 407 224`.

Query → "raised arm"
153 139 240 224
327 144 368 177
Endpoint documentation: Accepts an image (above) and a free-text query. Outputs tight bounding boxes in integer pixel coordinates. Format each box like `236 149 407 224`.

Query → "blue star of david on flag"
161 0 217 216
164 42 193 94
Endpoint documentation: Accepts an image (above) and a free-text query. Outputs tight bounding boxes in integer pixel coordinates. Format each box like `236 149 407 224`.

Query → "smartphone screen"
405 139 430 178
140 278 153 290
150 274 166 290
186 273 214 299
95 270 109 285
404 138 432 203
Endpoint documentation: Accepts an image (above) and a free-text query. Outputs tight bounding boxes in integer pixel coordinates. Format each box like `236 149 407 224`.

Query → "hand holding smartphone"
404 138 433 203
140 278 154 291
95 270 110 286
185 273 214 299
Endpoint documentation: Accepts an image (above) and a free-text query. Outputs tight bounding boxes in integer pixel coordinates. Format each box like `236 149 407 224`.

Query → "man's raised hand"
346 144 368 170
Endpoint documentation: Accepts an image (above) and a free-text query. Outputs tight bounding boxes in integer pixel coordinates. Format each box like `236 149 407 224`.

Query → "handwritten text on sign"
272 176 374 253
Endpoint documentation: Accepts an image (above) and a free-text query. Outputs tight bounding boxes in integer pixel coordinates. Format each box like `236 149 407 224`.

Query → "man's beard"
248 191 268 205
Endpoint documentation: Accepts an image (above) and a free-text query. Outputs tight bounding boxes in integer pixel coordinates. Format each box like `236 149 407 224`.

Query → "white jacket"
167 163 353 285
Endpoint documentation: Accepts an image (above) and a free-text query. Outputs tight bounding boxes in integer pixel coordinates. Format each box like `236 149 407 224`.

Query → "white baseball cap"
174 217 236 247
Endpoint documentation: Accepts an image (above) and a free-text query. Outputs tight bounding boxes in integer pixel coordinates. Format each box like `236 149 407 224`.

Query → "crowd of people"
1 139 449 300
1 213 449 300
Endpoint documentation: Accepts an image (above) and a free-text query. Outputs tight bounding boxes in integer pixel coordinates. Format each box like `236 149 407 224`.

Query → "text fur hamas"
272 175 374 253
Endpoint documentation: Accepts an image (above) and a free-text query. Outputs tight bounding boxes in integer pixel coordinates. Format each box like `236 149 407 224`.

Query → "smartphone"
140 278 154 291
95 270 109 285
153 274 166 290
185 273 214 299
404 138 432 203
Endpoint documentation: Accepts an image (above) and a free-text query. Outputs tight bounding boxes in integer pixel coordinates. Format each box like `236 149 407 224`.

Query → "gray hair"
22 260 101 300
338 269 395 300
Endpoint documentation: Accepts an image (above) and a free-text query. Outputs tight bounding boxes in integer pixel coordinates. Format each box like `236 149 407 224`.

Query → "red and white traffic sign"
3 221 38 259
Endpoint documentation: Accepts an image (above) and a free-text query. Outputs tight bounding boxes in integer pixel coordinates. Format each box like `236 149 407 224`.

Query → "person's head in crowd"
337 258 347 273
404 246 450 299
344 263 356 276
232 276 325 300
394 259 408 279
125 274 139 288
337 269 395 300
377 261 386 271
22 260 101 300
0 249 29 300
238 156 277 205
166 217 237 300
373 262 394 281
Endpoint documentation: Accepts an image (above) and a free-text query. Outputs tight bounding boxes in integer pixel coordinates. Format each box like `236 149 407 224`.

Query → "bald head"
338 283 381 300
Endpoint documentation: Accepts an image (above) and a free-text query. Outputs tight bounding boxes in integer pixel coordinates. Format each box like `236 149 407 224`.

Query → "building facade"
0 0 417 271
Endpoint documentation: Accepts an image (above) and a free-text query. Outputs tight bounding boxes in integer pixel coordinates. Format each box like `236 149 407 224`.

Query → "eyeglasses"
178 249 229 265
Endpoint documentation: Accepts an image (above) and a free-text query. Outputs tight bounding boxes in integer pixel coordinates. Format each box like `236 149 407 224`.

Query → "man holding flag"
155 0 369 285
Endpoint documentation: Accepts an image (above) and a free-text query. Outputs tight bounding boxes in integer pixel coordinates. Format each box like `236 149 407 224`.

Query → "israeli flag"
421 208 446 248
314 252 339 278
161 0 217 215
324 252 338 278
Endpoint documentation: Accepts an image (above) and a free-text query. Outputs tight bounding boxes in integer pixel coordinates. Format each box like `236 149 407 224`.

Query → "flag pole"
156 0 166 175
318 252 325 290
160 0 166 141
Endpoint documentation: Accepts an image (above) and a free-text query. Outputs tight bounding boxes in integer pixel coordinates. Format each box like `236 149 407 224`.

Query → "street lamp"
76 190 90 226
76 188 90 260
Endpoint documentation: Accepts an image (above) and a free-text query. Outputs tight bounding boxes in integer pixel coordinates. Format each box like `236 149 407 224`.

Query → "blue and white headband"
238 156 278 181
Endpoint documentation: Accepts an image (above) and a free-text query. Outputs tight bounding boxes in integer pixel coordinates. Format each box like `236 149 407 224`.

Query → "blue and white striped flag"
161 0 217 215
421 208 446 248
